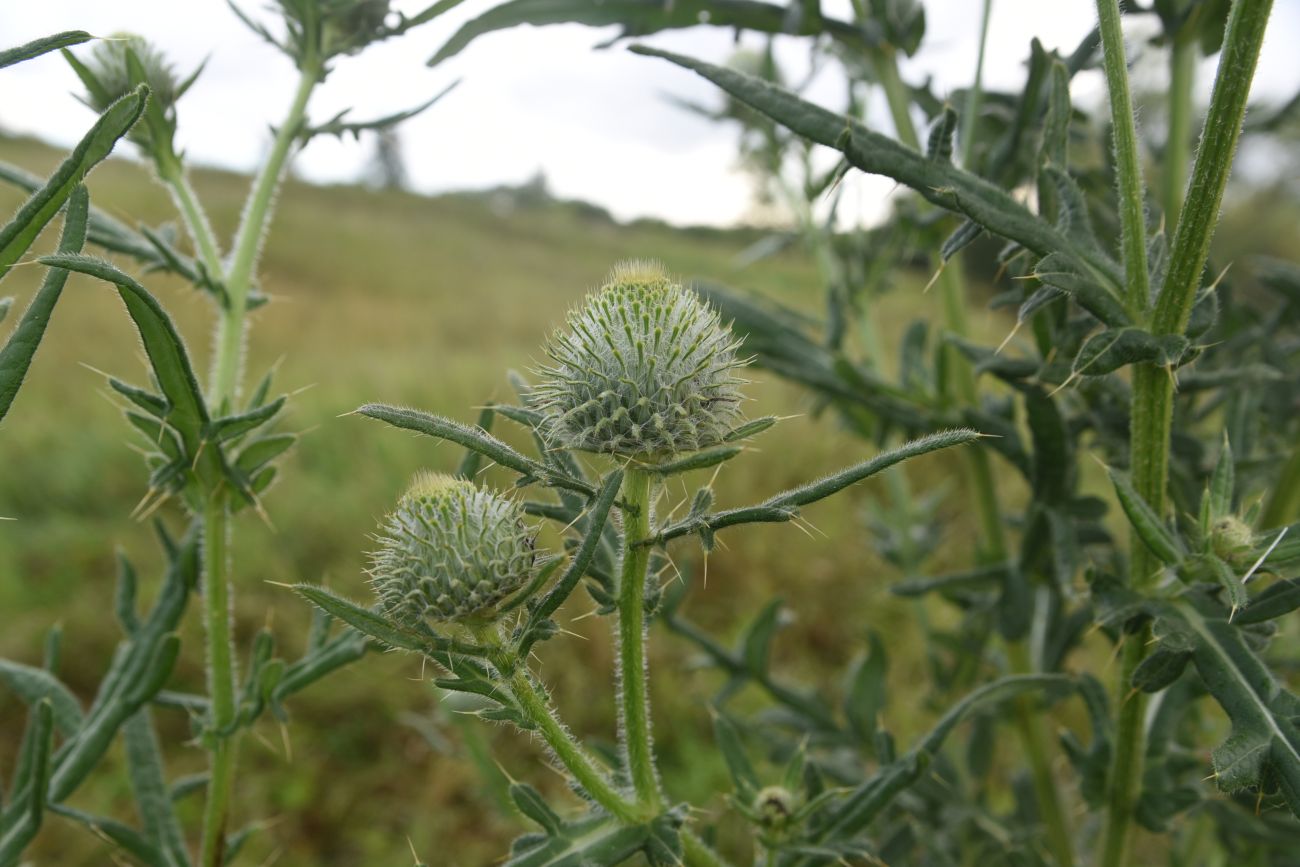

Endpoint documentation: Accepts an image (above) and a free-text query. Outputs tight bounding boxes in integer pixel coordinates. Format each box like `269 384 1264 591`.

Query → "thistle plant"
0 3 473 863
395 0 1295 863
1 0 1297 865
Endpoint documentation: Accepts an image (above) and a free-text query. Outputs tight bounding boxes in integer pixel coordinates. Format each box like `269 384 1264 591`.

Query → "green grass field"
0 134 1025 865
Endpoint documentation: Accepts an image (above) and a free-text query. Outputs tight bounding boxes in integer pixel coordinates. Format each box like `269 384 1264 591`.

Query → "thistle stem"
1100 2 1273 864
482 628 730 865
195 53 321 867
198 498 238 867
209 58 319 408
617 466 663 811
158 156 224 282
1095 0 1152 318
506 667 643 824
1164 33 1196 230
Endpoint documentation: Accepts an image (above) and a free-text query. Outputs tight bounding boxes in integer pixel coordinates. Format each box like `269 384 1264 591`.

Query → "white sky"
2 0 1297 227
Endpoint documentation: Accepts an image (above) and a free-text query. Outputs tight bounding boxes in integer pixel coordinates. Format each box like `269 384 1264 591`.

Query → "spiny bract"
369 473 536 625
84 34 179 115
534 261 748 460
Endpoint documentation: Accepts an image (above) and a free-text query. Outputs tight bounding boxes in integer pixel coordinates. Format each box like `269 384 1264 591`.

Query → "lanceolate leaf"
1165 600 1300 814
122 711 189 867
1073 327 1190 376
0 660 85 738
633 46 1123 300
37 254 208 450
0 31 93 69
0 185 89 426
811 675 1073 845
429 0 879 68
0 86 146 280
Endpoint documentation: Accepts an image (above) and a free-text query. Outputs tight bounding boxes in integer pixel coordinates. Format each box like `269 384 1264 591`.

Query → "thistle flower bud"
534 261 748 461
1211 515 1255 568
754 786 796 831
369 473 536 626
83 35 180 115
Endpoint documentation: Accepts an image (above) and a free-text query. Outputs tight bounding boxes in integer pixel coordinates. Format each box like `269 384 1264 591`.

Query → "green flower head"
83 34 179 115
368 473 536 626
534 261 748 461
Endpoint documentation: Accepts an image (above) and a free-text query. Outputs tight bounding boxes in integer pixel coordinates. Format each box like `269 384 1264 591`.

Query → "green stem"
1164 33 1197 230
682 830 730 867
209 59 320 407
876 48 1074 865
1153 0 1274 336
480 624 730 865
198 499 238 867
872 48 919 150
506 667 643 824
1096 0 1152 318
158 157 224 281
1006 640 1075 867
1101 3 1273 864
617 467 663 810
958 0 994 168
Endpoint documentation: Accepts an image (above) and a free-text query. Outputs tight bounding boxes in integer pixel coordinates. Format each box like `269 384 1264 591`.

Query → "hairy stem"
479 623 729 864
617 467 663 810
158 156 224 280
958 0 994 167
209 59 319 407
1096 0 1151 318
1102 2 1273 862
1163 33 1196 230
506 666 643 824
1153 0 1274 335
198 499 238 867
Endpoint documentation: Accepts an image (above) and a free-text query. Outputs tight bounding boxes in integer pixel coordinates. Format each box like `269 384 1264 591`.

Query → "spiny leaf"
0 86 145 280
765 428 980 509
1033 252 1131 327
303 80 459 141
525 469 622 633
1073 327 1189 376
1108 468 1184 566
925 106 957 163
0 185 89 426
633 45 1123 298
39 253 208 450
122 711 189 867
0 660 84 737
0 31 92 69
429 0 878 68
1168 600 1300 813
712 712 759 801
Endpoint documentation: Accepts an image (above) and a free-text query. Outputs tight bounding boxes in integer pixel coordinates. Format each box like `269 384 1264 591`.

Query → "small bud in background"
754 785 796 831
82 34 179 115
535 260 748 461
368 473 536 626
1211 515 1255 568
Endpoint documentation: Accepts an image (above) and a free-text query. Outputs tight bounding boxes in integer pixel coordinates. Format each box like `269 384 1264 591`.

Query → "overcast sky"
2 0 1297 226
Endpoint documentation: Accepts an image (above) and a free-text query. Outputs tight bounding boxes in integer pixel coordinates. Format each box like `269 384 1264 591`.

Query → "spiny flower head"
534 261 748 461
83 34 180 115
368 473 536 626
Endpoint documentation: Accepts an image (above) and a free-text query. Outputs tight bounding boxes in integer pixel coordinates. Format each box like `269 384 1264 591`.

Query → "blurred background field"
1 118 1296 863
0 133 997 865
